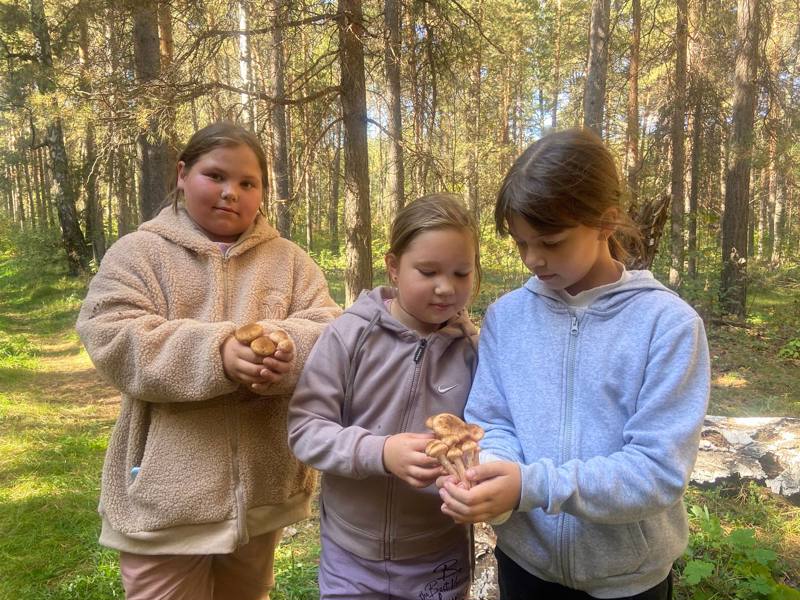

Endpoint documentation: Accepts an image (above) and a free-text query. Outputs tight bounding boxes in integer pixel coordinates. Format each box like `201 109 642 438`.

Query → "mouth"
214 206 239 215
431 303 453 311
536 273 556 281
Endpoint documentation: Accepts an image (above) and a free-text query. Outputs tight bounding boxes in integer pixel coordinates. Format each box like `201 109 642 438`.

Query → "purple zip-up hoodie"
288 286 478 560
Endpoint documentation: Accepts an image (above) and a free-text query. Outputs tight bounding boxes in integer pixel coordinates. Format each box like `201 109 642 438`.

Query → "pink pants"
119 529 283 600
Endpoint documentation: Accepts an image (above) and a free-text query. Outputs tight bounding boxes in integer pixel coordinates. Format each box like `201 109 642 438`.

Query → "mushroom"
250 336 277 357
235 323 264 344
461 439 480 469
446 445 469 489
425 440 459 478
267 330 294 353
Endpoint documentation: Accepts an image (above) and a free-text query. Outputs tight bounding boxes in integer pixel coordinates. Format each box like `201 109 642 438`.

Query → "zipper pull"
413 339 428 363
570 316 579 335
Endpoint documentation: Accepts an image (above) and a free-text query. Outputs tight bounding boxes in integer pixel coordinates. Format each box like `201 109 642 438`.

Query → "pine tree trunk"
132 0 171 222
721 0 760 315
384 0 405 222
270 0 292 238
669 0 688 287
338 0 373 305
687 0 706 279
79 8 106 263
30 0 90 274
625 0 640 201
329 121 342 255
551 0 562 129
583 0 611 135
466 1 482 223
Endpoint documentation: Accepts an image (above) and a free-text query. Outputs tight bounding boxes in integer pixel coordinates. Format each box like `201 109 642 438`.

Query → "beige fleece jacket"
76 206 341 554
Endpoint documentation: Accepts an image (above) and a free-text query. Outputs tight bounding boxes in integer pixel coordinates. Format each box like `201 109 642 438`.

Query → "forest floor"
0 245 798 599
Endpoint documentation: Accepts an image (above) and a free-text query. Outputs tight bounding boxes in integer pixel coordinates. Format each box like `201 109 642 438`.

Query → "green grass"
1 226 798 598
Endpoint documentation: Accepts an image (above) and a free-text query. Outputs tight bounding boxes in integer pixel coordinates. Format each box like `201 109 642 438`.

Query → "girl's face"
508 213 620 295
177 144 263 243
386 228 476 335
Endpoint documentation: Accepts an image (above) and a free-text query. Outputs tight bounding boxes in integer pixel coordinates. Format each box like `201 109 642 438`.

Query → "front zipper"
382 337 429 559
222 251 249 546
558 313 580 587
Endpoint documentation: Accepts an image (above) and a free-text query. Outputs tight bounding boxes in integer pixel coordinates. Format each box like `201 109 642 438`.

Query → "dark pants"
495 547 673 600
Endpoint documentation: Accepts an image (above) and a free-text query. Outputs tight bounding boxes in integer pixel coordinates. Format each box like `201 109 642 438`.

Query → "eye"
206 172 223 181
417 269 435 277
241 181 256 189
455 272 472 278
542 240 562 247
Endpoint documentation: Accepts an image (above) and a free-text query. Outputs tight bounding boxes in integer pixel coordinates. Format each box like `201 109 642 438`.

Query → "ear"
176 161 187 190
385 253 400 283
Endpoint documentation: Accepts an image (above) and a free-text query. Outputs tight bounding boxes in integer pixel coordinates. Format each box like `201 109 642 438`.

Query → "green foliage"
676 501 800 600
778 339 800 360
0 332 38 370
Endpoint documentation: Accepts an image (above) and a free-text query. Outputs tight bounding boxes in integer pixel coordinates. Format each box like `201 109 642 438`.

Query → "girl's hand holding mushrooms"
222 323 296 393
383 433 442 488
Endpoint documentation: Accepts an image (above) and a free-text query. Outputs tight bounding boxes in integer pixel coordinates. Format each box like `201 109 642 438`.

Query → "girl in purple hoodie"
289 194 481 599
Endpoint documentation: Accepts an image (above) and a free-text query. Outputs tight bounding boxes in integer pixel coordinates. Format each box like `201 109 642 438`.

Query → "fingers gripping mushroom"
425 440 459 479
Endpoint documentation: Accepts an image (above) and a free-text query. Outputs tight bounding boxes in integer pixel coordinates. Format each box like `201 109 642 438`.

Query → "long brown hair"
495 128 642 262
388 193 482 296
163 122 269 211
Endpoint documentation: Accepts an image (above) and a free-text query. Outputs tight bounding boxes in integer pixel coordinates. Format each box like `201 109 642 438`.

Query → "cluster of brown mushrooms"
425 413 484 489
234 323 294 357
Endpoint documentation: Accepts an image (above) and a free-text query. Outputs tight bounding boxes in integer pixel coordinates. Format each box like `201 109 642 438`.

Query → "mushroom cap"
250 336 277 356
446 446 464 461
466 423 485 442
425 439 450 458
235 323 264 344
268 330 289 342
461 440 478 454
426 413 468 437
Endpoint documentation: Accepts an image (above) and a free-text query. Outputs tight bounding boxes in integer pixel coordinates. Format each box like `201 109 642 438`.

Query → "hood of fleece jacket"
139 205 280 256
523 269 677 313
345 286 479 348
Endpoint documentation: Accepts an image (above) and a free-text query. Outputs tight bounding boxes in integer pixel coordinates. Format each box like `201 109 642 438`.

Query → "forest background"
0 0 799 598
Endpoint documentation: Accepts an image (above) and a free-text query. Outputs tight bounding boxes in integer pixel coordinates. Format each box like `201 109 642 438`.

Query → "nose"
524 247 546 270
221 184 237 201
434 276 454 296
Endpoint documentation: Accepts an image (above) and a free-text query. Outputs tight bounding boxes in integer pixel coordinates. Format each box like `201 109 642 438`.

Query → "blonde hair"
163 121 269 211
388 193 482 295
495 128 642 262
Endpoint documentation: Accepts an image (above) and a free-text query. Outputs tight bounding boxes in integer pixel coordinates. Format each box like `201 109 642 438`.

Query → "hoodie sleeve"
252 246 342 396
75 235 239 403
288 322 389 479
517 315 710 524
464 305 526 463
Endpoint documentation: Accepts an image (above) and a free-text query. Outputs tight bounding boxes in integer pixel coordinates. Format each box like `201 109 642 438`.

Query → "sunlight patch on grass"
713 372 749 388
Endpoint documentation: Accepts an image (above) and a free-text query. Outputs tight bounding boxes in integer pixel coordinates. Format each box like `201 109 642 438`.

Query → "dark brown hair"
495 128 642 261
388 193 482 296
165 121 269 210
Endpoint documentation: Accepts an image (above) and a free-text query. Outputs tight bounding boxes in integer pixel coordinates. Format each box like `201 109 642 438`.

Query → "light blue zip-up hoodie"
465 270 709 598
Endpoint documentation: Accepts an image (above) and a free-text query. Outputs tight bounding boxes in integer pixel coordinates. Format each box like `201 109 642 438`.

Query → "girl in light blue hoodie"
438 128 710 600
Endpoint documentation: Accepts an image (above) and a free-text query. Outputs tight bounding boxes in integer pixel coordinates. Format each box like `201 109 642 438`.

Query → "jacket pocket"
126 403 234 529
571 518 649 582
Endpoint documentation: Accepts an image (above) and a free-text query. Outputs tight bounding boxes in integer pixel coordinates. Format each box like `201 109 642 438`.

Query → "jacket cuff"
519 461 548 513
355 434 390 477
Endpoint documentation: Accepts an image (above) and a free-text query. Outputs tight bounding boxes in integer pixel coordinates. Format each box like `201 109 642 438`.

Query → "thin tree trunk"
338 0 372 305
551 0 562 129
687 0 706 279
466 1 482 223
384 0 405 222
721 0 760 315
30 0 90 274
770 159 784 266
583 0 611 135
80 7 106 262
270 0 292 238
625 0 641 201
329 121 342 255
238 0 256 128
669 0 688 287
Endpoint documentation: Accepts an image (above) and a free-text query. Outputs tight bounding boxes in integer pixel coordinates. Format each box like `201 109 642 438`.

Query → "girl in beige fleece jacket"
76 122 341 600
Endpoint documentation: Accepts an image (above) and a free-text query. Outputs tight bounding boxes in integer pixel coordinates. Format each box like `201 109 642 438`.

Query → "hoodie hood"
139 205 280 257
345 286 479 348
523 269 676 313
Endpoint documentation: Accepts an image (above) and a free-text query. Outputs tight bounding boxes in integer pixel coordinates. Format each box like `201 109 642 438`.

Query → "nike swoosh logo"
437 384 458 394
